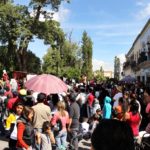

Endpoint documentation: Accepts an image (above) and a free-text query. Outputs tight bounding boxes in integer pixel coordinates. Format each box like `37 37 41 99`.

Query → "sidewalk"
0 136 91 150
0 136 9 150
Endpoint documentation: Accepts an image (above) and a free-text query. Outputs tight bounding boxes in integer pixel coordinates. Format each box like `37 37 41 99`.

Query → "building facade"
104 71 113 78
123 19 150 86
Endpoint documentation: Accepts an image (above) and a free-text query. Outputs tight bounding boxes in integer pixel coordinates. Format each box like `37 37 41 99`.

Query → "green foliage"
0 0 67 72
36 20 65 46
63 67 81 80
94 66 106 82
42 48 61 75
42 40 82 79
26 50 41 74
30 0 70 11
114 56 121 80
81 31 93 79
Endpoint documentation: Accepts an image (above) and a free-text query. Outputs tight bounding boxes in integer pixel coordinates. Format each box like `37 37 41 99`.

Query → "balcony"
130 61 137 70
123 61 130 69
138 60 150 69
137 51 147 64
123 60 137 70
137 51 150 69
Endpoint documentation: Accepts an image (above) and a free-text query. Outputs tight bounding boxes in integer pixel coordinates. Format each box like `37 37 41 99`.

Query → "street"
0 136 91 150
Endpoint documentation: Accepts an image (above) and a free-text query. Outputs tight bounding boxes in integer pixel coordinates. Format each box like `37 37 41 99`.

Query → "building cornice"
126 18 150 57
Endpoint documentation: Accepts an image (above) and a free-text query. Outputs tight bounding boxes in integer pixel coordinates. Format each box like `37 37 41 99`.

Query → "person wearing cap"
15 89 27 104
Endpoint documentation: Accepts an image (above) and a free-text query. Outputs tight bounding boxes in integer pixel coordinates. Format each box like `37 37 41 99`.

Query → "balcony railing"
123 51 150 71
138 51 147 64
123 60 136 69
123 61 130 69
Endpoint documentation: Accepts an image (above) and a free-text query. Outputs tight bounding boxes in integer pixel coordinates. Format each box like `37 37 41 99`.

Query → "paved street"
0 136 91 150
0 136 9 150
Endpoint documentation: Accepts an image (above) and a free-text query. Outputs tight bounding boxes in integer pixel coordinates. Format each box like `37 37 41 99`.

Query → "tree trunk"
16 5 42 72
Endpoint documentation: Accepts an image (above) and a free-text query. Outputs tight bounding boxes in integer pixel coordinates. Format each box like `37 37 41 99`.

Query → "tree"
81 31 93 79
94 66 106 82
26 50 41 74
42 39 82 79
114 56 121 80
0 0 68 71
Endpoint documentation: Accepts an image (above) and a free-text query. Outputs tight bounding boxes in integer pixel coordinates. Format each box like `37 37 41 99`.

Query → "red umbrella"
25 74 68 94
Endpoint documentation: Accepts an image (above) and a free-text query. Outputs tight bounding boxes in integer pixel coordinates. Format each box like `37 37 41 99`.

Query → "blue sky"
14 0 150 71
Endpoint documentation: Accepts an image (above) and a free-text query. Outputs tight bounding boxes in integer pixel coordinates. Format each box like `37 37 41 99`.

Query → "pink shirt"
51 111 69 131
146 103 150 114
128 112 141 137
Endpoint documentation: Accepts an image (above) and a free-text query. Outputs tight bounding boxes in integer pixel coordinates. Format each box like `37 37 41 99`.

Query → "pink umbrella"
25 74 68 94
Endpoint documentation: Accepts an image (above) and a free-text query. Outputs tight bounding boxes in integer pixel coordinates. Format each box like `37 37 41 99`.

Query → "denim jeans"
68 129 79 150
55 131 67 150
34 128 42 150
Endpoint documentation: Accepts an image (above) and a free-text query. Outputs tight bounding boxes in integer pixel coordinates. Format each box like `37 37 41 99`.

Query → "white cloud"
136 3 150 19
92 54 126 72
136 1 145 6
117 53 126 64
62 22 141 30
92 59 113 71
53 6 70 22
30 6 70 22
116 53 126 72
95 31 138 37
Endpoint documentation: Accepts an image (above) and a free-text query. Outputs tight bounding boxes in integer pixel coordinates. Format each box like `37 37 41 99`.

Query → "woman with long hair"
16 106 34 150
125 101 141 138
51 101 69 150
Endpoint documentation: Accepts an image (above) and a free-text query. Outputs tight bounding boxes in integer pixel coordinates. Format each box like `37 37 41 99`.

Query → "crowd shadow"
0 136 9 142
0 136 9 150
81 141 91 147
79 147 90 150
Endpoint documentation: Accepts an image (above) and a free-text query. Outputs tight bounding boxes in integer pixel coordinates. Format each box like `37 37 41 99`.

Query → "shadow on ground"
0 136 9 142
0 136 9 150
81 141 91 147
79 147 90 150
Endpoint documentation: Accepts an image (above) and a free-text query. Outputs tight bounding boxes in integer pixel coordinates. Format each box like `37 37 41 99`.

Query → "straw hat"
116 86 122 92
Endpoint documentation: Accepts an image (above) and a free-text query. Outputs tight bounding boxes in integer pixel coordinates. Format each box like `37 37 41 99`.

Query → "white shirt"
10 115 19 140
81 122 89 133
113 92 123 108
76 93 87 104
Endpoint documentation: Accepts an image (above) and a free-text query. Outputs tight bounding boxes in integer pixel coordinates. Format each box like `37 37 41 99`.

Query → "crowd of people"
0 70 150 150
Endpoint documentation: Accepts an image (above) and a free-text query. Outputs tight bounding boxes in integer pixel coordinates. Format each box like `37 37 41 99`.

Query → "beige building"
123 19 150 86
104 71 113 78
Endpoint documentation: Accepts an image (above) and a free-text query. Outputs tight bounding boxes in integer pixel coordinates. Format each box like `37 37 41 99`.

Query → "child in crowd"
114 97 124 120
5 102 24 150
80 117 90 133
102 96 112 119
36 121 55 150
89 111 101 134
95 108 102 122
17 106 34 150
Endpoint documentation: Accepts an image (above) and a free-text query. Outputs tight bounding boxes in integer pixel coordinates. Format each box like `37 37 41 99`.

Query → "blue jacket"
103 96 112 119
